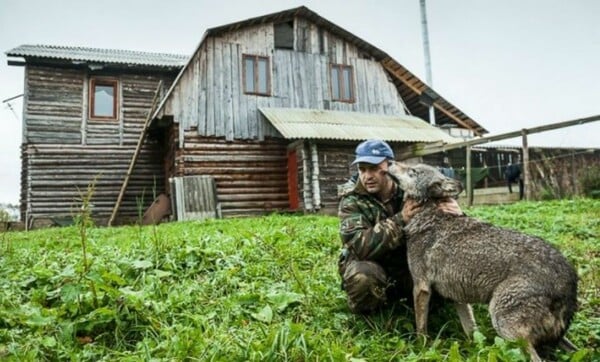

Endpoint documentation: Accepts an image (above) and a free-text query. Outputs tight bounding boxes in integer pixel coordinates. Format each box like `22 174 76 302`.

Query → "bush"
580 166 600 198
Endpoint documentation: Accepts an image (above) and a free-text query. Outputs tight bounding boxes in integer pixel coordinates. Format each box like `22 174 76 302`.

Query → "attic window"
330 64 354 102
243 54 271 96
274 21 294 49
89 78 118 119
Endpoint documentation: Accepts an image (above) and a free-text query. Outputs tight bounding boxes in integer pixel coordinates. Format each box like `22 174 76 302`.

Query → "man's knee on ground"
342 261 389 313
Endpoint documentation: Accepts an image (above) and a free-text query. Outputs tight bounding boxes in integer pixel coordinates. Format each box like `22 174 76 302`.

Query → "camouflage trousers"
339 252 413 314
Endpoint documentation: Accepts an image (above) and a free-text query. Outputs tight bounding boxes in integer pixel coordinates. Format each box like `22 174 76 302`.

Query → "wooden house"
7 6 488 227
151 6 487 217
6 45 186 227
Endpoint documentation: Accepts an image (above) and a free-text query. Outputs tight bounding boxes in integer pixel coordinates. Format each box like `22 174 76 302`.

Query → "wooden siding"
164 21 407 142
173 135 289 217
21 65 177 226
22 144 165 227
26 67 83 144
25 66 173 146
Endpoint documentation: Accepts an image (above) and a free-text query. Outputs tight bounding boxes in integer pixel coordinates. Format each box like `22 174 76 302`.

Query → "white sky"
1 0 599 204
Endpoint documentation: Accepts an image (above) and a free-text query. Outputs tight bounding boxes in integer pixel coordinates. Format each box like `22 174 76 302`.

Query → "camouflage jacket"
338 173 406 264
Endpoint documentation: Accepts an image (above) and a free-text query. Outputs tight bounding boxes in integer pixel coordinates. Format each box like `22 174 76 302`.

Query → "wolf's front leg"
455 303 477 337
413 279 431 335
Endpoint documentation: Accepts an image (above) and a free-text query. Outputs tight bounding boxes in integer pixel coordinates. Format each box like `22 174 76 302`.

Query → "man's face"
357 160 390 195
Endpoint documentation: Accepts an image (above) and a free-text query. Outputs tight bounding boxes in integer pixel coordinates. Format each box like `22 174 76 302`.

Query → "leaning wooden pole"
108 81 163 226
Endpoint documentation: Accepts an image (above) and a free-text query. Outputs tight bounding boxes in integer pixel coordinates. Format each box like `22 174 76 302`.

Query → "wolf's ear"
428 177 463 199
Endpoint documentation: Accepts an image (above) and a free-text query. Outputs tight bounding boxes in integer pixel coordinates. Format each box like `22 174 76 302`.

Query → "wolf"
392 163 578 362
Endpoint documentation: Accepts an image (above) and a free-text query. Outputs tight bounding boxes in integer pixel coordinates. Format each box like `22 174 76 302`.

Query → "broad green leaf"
251 305 273 324
101 271 127 286
132 259 153 269
266 292 303 312
26 310 55 327
153 269 172 278
60 283 83 303
41 336 57 348
473 330 486 347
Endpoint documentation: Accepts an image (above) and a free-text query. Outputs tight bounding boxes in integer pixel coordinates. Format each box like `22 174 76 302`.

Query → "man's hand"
402 198 463 223
401 199 422 223
436 198 463 216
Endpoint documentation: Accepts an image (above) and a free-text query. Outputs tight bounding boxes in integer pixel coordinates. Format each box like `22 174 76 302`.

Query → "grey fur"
393 163 578 362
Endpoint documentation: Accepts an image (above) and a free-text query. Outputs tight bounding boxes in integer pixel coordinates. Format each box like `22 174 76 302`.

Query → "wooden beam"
432 103 476 134
108 81 163 226
522 130 531 201
397 114 600 160
381 59 479 134
466 145 473 206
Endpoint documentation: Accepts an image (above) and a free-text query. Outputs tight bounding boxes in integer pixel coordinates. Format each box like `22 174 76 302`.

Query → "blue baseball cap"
351 140 395 165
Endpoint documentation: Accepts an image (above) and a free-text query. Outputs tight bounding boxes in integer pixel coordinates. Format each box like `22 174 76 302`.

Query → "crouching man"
338 139 463 313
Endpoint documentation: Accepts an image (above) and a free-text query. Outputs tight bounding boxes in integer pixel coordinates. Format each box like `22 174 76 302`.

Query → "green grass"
0 199 598 361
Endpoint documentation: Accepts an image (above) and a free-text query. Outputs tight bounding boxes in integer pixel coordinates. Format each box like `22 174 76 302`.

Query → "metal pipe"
419 0 435 125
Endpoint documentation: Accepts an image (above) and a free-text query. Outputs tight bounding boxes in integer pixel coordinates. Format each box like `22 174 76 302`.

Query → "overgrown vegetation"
0 199 598 361
580 165 600 199
0 209 10 223
0 203 19 222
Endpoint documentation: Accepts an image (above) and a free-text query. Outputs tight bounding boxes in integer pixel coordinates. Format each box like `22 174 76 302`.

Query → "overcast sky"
1 0 599 204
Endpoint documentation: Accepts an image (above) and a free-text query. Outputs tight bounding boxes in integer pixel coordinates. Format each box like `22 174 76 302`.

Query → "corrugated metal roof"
6 44 188 68
259 107 461 144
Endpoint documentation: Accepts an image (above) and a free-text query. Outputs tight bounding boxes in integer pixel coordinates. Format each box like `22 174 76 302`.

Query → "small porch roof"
259 107 460 144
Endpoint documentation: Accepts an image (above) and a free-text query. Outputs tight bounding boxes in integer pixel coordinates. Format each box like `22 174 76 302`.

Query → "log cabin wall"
312 143 357 213
173 135 289 217
22 65 177 227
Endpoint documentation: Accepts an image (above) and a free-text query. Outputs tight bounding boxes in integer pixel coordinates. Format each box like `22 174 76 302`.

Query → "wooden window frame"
89 77 118 120
243 54 271 96
330 63 355 103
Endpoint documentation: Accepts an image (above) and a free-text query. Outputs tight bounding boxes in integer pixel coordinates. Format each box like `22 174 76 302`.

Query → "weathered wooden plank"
183 154 286 162
222 42 234 141
197 47 208 135
230 43 243 139
219 200 289 209
214 38 224 137
219 192 288 202
191 54 200 131
206 38 215 136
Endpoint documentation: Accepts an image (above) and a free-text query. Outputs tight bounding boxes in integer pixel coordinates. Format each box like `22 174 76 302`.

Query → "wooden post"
466 145 473 206
521 129 531 201
571 152 577 195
